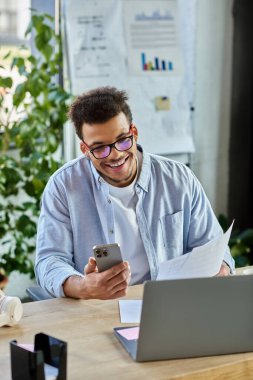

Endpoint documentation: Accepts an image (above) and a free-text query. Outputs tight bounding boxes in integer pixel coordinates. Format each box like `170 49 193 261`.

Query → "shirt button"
109 229 114 234
108 198 111 204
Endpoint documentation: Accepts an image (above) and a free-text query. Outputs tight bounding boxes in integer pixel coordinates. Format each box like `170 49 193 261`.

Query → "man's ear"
132 125 138 141
80 141 90 158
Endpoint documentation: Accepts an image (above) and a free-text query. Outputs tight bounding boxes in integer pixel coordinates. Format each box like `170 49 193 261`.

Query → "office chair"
26 286 54 301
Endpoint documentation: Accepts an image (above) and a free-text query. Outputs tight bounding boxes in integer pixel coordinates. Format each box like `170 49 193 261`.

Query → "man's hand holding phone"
83 257 131 299
63 243 131 300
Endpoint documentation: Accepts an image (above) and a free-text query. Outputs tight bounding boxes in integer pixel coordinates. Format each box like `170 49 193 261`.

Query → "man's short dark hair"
68 87 133 140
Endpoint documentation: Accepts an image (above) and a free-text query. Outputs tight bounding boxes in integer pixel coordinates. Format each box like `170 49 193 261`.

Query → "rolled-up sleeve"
35 178 84 297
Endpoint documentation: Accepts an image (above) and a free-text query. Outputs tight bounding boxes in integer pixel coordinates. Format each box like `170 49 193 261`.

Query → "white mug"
0 289 23 327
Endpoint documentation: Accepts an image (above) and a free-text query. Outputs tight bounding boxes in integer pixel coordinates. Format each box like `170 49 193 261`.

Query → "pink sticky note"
17 344 34 352
117 327 139 340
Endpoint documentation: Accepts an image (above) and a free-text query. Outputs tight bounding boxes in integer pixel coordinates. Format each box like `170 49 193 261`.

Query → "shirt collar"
89 159 103 190
136 146 150 192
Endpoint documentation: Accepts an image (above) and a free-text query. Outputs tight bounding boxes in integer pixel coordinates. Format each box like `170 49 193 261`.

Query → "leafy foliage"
0 13 72 277
218 214 253 267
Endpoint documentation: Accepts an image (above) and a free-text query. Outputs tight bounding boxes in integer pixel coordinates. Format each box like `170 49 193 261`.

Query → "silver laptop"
114 275 253 362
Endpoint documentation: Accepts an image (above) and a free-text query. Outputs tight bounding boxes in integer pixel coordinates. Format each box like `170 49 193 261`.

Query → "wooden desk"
1 285 253 380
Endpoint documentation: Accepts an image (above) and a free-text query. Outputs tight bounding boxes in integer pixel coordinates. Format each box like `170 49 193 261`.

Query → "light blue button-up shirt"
35 147 235 297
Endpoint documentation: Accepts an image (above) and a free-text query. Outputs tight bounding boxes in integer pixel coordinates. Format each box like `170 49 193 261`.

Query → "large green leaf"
0 11 72 277
0 77 13 88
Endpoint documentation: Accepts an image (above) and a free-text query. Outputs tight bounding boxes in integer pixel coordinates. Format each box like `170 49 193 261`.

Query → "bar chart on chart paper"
141 52 174 72
123 0 183 76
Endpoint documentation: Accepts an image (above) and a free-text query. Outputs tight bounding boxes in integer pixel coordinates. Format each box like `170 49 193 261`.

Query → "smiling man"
35 87 234 299
80 112 139 188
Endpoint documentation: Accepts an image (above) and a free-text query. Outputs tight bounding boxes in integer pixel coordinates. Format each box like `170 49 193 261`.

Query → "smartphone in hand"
93 243 123 272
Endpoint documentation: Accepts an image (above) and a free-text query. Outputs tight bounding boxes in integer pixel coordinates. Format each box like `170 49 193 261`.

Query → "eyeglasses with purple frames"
82 125 134 159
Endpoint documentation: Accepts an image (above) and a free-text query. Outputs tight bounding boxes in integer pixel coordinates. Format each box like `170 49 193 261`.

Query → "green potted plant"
218 214 253 267
0 12 72 284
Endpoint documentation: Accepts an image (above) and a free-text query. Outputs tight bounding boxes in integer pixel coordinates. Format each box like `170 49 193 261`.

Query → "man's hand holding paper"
157 222 234 280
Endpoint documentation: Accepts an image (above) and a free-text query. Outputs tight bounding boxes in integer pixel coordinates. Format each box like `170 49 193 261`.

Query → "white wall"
191 0 233 216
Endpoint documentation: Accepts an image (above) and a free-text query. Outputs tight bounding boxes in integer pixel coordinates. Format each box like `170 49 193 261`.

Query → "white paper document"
157 222 234 280
119 300 142 323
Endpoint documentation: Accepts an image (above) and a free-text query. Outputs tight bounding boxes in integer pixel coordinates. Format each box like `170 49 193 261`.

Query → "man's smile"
104 155 129 170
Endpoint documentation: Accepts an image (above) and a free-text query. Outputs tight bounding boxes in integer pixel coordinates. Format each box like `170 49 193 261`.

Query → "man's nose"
108 145 121 159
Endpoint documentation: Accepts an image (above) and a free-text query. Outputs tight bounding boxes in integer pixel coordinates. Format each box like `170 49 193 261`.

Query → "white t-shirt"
108 178 150 284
